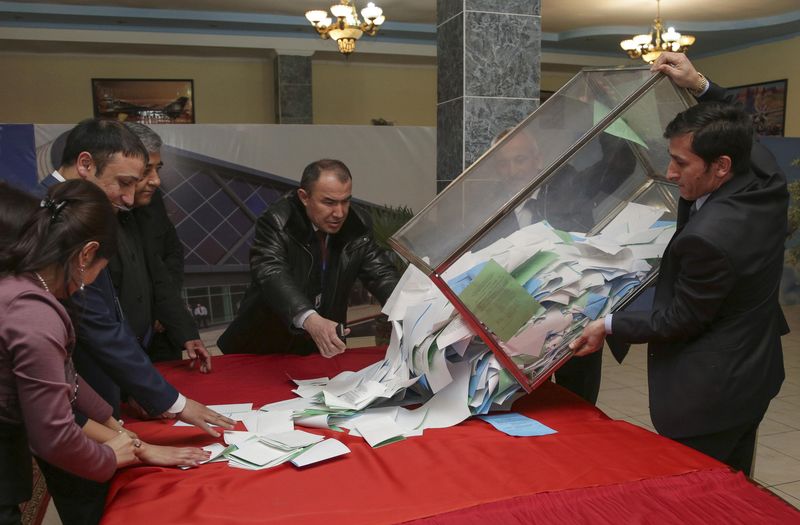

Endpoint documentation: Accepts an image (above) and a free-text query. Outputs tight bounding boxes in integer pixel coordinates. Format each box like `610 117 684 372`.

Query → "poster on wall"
727 79 787 136
91 78 195 124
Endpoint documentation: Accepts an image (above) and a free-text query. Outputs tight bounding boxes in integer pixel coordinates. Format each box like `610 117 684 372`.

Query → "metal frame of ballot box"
389 67 696 392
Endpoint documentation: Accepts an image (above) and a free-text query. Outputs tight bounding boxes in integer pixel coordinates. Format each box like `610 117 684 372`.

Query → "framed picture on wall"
91 78 195 124
727 79 787 136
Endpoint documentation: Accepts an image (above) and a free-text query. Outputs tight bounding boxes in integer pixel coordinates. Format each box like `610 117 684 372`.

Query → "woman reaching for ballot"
0 180 208 525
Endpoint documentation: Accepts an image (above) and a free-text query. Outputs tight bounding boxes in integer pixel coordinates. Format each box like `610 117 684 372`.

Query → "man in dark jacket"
570 88 788 475
218 159 399 357
124 122 208 365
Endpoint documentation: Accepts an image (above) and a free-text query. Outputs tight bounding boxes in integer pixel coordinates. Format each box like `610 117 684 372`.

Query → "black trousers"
146 331 182 362
0 505 20 525
674 418 761 476
554 350 603 405
0 423 30 525
35 458 108 525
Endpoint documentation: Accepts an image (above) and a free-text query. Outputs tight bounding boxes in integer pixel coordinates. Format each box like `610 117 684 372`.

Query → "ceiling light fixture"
620 0 695 63
305 1 385 56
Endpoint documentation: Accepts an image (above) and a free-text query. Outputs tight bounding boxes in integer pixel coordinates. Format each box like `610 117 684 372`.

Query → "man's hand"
569 319 607 357
650 51 703 90
176 398 235 438
184 339 212 373
303 312 349 358
153 320 166 333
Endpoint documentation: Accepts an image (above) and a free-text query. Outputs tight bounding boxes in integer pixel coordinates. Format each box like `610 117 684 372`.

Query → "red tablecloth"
102 349 800 525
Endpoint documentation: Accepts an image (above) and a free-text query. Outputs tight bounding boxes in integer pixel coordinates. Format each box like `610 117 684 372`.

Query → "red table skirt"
102 349 800 525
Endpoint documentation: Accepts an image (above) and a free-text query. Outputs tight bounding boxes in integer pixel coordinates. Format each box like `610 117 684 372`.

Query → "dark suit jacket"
110 209 198 351
39 176 179 416
71 269 179 417
108 212 154 345
135 192 199 348
37 172 61 194
134 190 185 290
611 142 788 438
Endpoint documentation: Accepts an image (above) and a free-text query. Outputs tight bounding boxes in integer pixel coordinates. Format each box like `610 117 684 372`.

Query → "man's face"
298 171 352 234
134 149 162 208
666 133 728 201
494 132 541 182
93 153 145 212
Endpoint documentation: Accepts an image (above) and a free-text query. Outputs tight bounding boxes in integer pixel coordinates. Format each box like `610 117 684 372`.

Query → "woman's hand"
135 443 211 468
104 432 138 468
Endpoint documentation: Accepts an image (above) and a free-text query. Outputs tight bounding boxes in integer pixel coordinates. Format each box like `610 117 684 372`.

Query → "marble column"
437 0 541 192
274 52 313 124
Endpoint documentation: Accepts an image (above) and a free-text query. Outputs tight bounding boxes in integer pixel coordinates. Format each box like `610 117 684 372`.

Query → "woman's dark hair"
0 179 117 294
0 181 39 247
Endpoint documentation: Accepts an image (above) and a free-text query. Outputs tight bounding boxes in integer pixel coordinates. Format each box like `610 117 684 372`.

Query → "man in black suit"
123 122 209 365
570 90 788 475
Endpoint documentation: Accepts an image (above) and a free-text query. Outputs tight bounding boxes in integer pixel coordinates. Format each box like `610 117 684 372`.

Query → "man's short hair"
300 159 352 193
664 102 753 176
123 122 163 153
61 118 148 175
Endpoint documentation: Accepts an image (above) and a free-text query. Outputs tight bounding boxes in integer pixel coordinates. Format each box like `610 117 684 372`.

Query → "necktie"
689 202 698 220
316 230 328 271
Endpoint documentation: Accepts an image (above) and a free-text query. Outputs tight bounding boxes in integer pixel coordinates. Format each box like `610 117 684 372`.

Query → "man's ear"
75 152 96 179
713 155 732 178
298 188 310 207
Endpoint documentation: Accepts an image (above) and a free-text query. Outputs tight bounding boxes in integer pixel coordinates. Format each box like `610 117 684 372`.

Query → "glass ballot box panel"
390 68 694 391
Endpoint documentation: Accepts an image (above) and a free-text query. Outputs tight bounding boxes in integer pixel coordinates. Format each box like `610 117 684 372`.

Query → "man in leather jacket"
218 159 399 357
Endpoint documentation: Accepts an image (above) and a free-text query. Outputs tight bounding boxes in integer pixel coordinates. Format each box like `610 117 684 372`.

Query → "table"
103 349 799 524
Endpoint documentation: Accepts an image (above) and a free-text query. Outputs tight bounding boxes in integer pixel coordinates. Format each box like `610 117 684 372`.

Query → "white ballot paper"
355 415 406 448
223 431 258 446
290 439 351 467
229 438 286 466
259 430 324 450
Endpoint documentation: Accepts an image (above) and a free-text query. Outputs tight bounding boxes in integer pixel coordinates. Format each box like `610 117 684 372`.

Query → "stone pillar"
274 51 313 124
436 0 541 192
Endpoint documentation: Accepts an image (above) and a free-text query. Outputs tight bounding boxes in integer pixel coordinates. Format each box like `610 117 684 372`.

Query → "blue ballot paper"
477 413 557 437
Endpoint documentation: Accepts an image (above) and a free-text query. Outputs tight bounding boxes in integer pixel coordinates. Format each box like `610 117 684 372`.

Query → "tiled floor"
42 305 800 524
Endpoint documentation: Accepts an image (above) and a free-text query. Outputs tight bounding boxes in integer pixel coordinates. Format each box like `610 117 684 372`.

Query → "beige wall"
694 36 799 137
541 70 577 93
0 53 274 124
312 61 436 126
1 38 796 133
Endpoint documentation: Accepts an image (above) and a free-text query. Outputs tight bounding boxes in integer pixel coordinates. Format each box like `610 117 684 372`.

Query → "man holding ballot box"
571 54 788 475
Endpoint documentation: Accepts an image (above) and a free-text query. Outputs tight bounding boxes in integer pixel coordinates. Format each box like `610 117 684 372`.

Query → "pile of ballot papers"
181 404 352 469
253 202 674 446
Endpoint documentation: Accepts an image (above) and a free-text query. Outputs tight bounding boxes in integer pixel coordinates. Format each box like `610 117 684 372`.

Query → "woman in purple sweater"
0 180 206 525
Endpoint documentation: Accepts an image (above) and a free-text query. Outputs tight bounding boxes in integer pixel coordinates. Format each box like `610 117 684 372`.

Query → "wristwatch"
688 72 709 97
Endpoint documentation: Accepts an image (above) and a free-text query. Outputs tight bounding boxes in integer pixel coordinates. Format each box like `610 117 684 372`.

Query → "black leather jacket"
218 190 399 354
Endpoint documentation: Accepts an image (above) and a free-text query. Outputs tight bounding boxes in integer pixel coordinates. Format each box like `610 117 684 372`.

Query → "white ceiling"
11 0 800 27
2 0 799 62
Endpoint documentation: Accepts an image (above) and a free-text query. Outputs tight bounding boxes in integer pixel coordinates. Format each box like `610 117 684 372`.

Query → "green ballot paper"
459 259 542 341
511 250 558 285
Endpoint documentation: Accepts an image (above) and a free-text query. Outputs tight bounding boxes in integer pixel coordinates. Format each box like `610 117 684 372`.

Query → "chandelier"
620 0 695 63
305 1 385 56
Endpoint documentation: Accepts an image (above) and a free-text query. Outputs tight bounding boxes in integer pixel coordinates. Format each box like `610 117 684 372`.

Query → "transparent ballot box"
389 67 695 392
